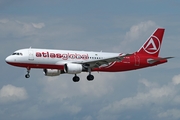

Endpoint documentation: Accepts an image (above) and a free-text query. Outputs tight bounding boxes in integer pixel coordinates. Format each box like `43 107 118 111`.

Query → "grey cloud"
124 20 157 41
32 23 45 29
113 20 158 52
0 84 28 103
172 74 180 85
158 109 180 119
97 74 180 120
0 19 45 37
39 72 121 103
0 19 9 23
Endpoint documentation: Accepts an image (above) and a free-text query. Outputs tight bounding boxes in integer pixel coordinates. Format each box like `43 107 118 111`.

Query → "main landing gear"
87 74 94 81
72 67 94 82
73 74 80 82
25 68 30 78
87 67 94 81
72 74 94 82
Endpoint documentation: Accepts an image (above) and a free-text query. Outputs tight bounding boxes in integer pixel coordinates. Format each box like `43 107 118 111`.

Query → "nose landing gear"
25 68 30 78
25 74 30 78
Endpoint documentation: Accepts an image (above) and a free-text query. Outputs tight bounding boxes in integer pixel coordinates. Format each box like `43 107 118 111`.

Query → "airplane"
5 28 173 82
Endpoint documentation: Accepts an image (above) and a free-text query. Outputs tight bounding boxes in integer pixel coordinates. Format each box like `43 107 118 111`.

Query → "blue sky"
1 0 180 120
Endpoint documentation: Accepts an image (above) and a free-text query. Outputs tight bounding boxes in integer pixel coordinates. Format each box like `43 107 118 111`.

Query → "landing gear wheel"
25 74 30 78
73 75 80 82
87 74 94 81
86 66 94 81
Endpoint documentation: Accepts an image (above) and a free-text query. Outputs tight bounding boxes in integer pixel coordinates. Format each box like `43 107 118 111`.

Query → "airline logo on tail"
143 36 160 54
137 28 164 57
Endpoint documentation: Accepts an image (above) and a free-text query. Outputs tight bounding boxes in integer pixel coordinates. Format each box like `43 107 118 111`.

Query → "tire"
73 76 80 82
25 74 30 78
87 74 94 81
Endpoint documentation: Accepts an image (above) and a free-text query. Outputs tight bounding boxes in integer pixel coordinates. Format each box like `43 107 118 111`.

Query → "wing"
76 54 132 68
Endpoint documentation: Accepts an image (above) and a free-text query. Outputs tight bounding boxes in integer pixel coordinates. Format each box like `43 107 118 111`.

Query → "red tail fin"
137 28 165 57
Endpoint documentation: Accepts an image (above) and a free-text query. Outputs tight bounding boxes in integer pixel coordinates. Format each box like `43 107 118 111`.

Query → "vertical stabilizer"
137 28 165 57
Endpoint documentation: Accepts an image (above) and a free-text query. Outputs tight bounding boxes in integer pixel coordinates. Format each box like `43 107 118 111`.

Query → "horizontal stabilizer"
147 57 174 64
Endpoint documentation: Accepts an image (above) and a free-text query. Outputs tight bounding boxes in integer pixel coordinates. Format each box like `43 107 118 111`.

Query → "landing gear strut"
72 74 80 82
87 67 94 81
25 68 30 78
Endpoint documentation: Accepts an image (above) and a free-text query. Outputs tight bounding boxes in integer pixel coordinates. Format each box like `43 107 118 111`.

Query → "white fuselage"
6 48 120 67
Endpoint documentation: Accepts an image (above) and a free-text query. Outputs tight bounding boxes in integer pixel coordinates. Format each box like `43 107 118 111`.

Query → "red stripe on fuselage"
6 62 64 69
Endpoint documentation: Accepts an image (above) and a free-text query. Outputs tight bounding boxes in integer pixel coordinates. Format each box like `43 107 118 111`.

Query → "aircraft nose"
5 56 13 63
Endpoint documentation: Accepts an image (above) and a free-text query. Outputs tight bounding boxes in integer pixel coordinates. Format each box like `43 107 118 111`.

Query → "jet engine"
64 63 83 74
43 69 61 76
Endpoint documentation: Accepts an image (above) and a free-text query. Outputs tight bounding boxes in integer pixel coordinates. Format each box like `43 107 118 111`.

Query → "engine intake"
43 69 61 76
64 63 82 74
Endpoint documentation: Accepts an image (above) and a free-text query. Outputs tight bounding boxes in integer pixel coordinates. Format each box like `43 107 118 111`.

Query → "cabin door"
28 50 34 60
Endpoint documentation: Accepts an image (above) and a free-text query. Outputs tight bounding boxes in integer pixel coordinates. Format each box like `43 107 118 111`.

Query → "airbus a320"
5 28 173 82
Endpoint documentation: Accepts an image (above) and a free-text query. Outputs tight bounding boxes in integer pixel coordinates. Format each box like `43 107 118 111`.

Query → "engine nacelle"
43 69 61 76
64 63 82 74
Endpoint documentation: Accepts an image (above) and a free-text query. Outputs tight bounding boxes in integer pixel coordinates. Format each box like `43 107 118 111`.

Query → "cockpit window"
12 52 23 55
